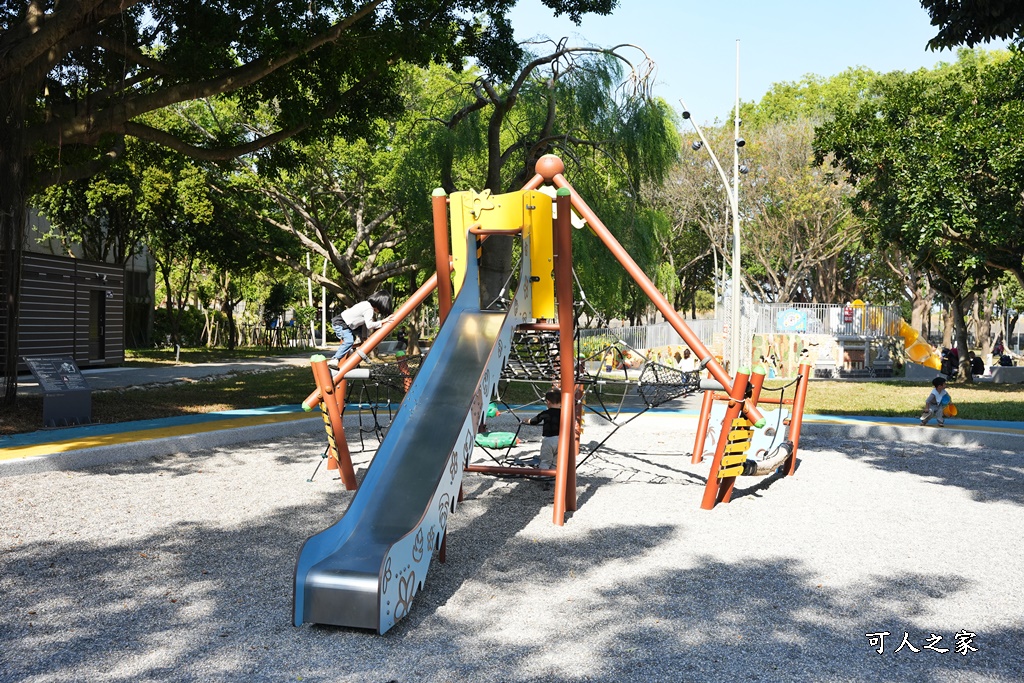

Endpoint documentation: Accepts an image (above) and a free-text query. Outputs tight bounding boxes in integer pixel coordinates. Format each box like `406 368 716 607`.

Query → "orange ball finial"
535 154 565 181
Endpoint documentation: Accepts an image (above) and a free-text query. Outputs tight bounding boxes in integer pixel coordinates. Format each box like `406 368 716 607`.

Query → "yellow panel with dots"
448 190 524 296
523 190 555 320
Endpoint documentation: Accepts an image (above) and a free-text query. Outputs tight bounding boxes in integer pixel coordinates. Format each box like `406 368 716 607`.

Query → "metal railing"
579 320 718 353
741 301 903 338
578 301 903 367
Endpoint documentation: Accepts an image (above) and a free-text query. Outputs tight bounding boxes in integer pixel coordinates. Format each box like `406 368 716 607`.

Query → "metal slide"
293 230 533 634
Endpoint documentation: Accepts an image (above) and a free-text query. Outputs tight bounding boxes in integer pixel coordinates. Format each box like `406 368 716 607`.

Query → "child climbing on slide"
920 376 951 427
525 389 561 470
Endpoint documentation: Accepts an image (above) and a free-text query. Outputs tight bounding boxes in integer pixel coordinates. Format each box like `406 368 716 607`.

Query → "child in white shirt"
920 376 950 427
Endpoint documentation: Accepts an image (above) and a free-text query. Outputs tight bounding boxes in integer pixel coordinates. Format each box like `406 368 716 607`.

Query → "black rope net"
502 331 563 382
637 362 703 407
364 354 423 385
340 355 424 451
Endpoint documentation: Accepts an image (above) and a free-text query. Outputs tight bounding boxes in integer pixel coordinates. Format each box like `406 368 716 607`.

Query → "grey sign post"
22 356 93 428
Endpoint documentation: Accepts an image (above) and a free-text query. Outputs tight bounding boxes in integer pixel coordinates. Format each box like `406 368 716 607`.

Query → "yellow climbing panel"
448 189 555 319
718 417 753 478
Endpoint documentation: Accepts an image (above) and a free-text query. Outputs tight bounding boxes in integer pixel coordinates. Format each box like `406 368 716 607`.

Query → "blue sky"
506 0 1009 122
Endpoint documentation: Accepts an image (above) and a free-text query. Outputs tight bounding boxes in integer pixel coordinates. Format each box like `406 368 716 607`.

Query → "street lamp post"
680 39 745 369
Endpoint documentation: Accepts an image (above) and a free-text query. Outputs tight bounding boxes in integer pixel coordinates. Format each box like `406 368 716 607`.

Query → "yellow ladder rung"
727 430 753 441
731 418 752 428
718 464 744 479
721 454 747 468
725 442 751 454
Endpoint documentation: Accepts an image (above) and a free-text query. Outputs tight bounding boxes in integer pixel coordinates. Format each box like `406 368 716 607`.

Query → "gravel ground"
1 412 1022 683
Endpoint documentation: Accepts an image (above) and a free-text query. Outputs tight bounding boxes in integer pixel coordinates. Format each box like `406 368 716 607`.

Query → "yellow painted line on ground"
0 412 319 462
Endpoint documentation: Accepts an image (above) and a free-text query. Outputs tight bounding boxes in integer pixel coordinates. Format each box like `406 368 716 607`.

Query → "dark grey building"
2 252 125 372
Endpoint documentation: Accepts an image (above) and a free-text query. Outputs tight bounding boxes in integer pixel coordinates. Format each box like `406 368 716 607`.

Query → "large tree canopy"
814 50 1022 379
410 41 678 310
1 0 616 190
0 0 618 403
922 0 1024 48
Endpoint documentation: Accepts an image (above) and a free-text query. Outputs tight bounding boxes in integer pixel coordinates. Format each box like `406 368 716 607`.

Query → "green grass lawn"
4 353 1023 436
784 379 1024 422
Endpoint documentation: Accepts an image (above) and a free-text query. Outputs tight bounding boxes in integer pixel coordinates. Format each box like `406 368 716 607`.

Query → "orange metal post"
540 158 764 429
553 187 578 525
691 389 715 464
786 363 811 476
521 172 545 191
311 358 357 490
432 190 453 325
700 368 750 510
749 367 766 406
466 464 557 477
302 273 440 412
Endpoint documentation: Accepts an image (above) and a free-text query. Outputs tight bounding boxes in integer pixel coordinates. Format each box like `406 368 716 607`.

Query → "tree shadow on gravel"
803 435 1024 506
411 543 1020 683
2 441 1018 683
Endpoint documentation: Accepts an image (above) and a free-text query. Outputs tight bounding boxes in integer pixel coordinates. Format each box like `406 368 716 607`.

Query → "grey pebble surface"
1 412 1022 682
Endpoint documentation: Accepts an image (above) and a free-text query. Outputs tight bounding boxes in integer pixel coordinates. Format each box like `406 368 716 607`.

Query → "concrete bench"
989 366 1024 384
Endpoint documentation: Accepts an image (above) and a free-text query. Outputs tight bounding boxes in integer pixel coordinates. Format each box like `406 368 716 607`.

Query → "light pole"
680 39 745 369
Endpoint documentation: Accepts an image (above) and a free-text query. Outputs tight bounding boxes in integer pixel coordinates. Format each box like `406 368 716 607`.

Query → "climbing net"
341 354 423 452
502 331 562 384
486 328 705 466
637 361 703 407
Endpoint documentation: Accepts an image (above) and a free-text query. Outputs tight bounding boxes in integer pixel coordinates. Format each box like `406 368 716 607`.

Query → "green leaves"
816 50 1024 300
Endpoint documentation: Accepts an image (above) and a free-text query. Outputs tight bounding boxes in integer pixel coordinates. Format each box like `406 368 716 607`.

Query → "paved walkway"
15 352 315 394
3 355 1024 475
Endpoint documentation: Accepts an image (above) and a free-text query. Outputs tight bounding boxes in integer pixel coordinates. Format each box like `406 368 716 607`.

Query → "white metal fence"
579 319 719 352
579 300 903 368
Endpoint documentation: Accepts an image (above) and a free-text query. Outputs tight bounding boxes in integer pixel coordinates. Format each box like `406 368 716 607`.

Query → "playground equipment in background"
895 320 942 371
292 155 810 634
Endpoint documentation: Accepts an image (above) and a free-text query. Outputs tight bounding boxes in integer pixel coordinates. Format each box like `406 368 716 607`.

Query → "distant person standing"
329 291 393 367
676 348 697 372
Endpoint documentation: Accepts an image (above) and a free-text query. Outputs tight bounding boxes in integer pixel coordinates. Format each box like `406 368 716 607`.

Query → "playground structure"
292 155 811 634
895 319 943 372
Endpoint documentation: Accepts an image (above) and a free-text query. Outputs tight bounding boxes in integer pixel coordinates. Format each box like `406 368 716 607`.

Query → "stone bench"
989 366 1024 384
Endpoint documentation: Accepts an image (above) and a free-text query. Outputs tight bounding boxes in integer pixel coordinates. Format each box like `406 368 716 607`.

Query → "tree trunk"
909 273 933 336
1 83 28 406
203 310 214 348
978 287 998 356
224 300 239 351
951 295 973 382
942 303 954 348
